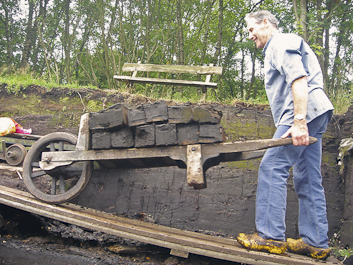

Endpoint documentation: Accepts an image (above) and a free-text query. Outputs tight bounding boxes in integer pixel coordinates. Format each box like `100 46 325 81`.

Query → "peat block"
90 101 225 149
156 124 178 146
92 131 111 149
177 124 199 145
127 105 146 127
144 101 168 123
168 105 193 124
111 127 134 148
199 124 225 143
89 104 127 130
193 107 222 124
135 124 156 147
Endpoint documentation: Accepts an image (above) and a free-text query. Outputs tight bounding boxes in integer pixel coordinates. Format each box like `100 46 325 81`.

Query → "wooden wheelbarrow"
22 113 317 204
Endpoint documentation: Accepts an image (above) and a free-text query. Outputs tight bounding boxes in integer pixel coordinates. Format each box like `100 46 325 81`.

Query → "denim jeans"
256 111 331 249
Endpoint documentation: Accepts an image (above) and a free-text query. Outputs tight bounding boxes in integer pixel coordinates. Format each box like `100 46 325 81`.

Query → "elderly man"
236 10 334 260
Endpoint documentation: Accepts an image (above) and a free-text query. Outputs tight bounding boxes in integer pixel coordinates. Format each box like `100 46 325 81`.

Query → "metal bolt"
6 151 17 159
191 147 196 151
44 156 52 164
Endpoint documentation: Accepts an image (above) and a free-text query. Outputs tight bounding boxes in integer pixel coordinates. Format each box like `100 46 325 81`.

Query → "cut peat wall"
72 103 347 243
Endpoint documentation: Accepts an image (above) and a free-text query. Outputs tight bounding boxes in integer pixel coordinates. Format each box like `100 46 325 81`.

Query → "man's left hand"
281 120 309 146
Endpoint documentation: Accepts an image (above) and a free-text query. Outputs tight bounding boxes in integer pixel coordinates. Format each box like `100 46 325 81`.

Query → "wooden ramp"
0 185 340 265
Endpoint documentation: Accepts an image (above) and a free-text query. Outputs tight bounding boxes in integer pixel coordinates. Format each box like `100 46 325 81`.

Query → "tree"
1 0 351 103
0 1 17 66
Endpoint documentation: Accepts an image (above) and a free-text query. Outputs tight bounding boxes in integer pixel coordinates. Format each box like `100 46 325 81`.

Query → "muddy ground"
0 203 239 265
0 84 352 264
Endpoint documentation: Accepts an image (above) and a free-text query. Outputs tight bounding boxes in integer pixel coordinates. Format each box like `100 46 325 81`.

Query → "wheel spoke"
22 133 92 203
59 175 66 193
58 141 64 151
31 162 40 168
50 142 55 151
51 176 57 195
31 170 47 178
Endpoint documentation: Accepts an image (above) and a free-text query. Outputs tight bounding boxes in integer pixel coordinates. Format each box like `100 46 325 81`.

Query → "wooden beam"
121 63 223 75
76 113 90 151
0 185 333 265
113 75 218 88
186 144 206 189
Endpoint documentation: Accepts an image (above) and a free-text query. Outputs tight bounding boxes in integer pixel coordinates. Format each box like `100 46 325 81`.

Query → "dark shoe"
236 233 287 254
287 238 330 260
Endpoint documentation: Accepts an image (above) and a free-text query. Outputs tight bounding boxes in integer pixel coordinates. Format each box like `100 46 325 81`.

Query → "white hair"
245 10 279 28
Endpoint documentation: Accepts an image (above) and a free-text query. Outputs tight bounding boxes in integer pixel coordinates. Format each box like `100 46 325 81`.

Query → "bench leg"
186 144 206 189
200 86 207 101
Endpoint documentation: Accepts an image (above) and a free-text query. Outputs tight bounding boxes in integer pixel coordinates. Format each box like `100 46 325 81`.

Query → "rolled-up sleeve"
263 33 333 127
272 38 308 87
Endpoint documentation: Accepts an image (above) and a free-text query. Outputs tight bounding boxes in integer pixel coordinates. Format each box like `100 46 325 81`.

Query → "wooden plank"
0 135 39 147
177 124 199 145
121 63 223 75
113 75 218 87
187 144 206 189
6 133 42 140
41 138 313 166
168 105 193 124
201 137 318 163
40 138 318 173
76 113 90 151
0 185 336 265
170 248 189 258
40 145 188 170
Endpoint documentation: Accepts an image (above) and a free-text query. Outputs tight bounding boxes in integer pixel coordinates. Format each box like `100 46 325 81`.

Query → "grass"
0 67 97 95
0 68 352 114
330 233 353 261
330 87 353 115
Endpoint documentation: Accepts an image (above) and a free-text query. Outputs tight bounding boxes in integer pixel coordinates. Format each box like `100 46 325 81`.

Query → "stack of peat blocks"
89 101 225 150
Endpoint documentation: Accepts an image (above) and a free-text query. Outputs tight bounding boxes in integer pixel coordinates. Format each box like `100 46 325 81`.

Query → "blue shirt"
262 33 334 127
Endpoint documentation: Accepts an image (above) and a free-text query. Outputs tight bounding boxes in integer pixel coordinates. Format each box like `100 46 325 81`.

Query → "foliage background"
0 0 352 112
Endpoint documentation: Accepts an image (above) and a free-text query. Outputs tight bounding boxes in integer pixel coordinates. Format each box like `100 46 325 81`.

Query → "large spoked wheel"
23 132 92 204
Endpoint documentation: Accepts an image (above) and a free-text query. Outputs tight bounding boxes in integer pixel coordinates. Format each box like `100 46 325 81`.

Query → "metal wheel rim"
22 132 92 204
5 144 27 166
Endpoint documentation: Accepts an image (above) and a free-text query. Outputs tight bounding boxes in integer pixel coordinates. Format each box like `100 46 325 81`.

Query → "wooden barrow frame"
22 113 317 204
0 133 42 166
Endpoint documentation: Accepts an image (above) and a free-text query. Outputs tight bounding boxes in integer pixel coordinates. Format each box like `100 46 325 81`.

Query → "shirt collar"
262 33 277 56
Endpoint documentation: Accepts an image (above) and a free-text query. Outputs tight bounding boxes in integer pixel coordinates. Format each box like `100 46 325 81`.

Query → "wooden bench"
113 62 223 101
